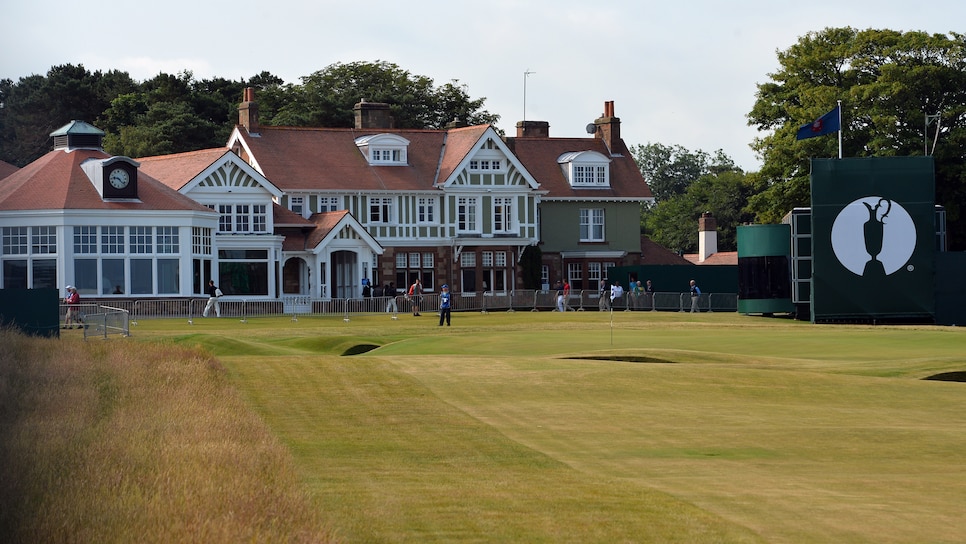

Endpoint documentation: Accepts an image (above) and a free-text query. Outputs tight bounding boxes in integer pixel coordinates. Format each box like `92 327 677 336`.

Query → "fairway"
138 311 966 543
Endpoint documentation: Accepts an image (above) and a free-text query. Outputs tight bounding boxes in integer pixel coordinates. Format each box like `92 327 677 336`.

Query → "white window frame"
579 208 605 242
558 151 611 187
355 134 409 165
493 197 513 233
417 197 437 224
457 197 479 232
290 196 304 215
318 196 341 212
369 197 394 224
469 159 503 171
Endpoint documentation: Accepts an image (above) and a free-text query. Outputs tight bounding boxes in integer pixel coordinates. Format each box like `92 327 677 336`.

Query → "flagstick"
837 100 843 159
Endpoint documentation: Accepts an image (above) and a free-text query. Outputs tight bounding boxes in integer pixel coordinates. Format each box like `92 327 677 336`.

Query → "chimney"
593 100 620 154
698 212 718 262
354 100 393 129
238 87 259 133
515 120 550 138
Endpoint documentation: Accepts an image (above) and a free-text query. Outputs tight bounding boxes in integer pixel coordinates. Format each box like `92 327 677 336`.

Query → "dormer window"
355 134 409 165
558 151 611 187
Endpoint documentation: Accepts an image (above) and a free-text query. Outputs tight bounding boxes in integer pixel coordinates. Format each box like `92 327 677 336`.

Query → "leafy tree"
269 60 499 129
644 169 764 254
629 143 736 202
748 27 966 249
0 64 135 166
101 71 254 157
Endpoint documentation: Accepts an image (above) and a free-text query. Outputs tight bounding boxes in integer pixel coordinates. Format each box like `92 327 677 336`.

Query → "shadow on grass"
342 344 380 356
923 371 966 382
564 355 676 364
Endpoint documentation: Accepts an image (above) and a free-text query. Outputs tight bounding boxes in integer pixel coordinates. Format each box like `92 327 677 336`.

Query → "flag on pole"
796 106 841 140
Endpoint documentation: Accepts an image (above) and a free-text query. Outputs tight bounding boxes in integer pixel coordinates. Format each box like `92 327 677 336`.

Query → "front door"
331 251 358 299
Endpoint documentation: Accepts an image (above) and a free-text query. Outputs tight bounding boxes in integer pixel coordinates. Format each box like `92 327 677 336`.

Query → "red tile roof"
683 251 738 265
640 235 694 265
273 203 314 227
0 160 19 180
506 136 652 200
236 127 456 192
0 149 212 212
137 148 233 191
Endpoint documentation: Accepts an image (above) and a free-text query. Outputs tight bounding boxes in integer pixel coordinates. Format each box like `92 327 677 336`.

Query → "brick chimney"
515 120 550 138
238 87 259 133
354 100 393 129
698 212 718 262
593 100 620 154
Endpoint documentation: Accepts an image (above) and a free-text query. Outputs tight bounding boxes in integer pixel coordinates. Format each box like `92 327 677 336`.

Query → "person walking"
610 281 624 310
554 280 565 312
203 279 221 317
385 283 398 314
64 285 80 328
438 284 452 326
689 279 701 313
598 279 610 311
408 278 422 316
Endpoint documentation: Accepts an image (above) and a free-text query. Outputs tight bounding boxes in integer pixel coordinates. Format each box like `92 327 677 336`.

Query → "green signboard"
810 157 935 322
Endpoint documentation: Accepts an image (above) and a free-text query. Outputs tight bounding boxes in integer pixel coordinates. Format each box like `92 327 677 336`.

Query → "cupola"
50 120 105 151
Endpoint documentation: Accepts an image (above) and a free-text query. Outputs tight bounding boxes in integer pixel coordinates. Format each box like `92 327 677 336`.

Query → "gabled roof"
436 125 540 190
280 210 384 254
273 203 314 227
230 126 459 192
0 149 212 213
0 160 19 181
137 148 231 191
137 148 283 198
506 136 652 200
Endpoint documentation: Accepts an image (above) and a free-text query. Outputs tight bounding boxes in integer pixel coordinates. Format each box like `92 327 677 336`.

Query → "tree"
748 27 966 249
269 60 499 129
0 64 135 166
644 169 764 254
629 143 737 202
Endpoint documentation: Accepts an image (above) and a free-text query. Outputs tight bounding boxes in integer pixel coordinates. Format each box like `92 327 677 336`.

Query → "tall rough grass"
0 329 333 543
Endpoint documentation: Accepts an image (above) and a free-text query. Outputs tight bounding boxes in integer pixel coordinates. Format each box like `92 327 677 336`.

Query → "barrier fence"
60 290 737 326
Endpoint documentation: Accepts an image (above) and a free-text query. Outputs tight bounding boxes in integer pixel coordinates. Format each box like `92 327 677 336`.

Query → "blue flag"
796 106 840 140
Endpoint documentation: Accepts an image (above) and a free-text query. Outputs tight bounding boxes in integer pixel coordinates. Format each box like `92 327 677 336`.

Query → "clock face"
108 168 130 189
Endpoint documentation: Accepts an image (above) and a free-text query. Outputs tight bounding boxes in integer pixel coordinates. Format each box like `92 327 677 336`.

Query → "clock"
108 167 130 189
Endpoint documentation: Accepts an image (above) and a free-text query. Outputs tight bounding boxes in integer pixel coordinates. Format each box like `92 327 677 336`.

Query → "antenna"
523 69 535 121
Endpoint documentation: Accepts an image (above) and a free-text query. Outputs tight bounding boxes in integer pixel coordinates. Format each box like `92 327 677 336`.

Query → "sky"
2 0 963 172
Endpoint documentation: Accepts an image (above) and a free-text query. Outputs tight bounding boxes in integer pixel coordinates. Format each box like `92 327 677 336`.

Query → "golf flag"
797 106 841 140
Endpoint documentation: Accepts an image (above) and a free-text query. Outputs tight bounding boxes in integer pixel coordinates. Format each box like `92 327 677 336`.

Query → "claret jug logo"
830 196 917 276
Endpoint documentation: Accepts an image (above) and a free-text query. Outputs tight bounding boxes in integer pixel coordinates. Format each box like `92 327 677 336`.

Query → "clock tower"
80 156 141 199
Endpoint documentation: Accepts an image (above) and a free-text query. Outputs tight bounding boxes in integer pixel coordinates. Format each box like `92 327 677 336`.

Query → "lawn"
142 310 966 543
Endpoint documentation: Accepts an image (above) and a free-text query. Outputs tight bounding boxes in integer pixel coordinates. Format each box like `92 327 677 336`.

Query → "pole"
523 70 535 122
837 100 843 159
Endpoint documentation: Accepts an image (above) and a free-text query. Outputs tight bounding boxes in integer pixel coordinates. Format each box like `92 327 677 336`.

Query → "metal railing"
63 290 737 325
69 305 131 339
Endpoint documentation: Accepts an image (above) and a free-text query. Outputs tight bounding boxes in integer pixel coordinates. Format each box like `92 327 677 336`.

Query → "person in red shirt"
64 286 80 329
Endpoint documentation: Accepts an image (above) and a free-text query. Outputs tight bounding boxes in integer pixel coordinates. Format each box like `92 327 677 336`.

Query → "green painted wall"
540 201 642 252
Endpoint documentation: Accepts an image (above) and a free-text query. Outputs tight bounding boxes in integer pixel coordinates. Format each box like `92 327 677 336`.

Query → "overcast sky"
3 0 963 171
